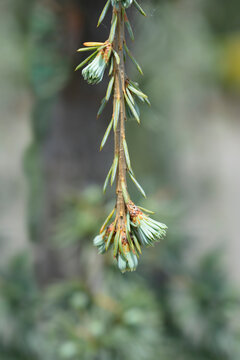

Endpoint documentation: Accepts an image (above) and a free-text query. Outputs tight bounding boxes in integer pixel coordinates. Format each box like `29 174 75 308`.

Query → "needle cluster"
76 0 167 272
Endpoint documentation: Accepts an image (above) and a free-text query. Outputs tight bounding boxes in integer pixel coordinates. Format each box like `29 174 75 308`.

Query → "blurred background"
1 0 240 359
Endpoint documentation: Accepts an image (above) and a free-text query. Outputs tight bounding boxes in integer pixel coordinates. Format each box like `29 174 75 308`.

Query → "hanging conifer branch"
76 0 167 272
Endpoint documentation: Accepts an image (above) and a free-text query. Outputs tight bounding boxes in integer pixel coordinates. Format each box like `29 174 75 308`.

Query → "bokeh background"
1 0 240 359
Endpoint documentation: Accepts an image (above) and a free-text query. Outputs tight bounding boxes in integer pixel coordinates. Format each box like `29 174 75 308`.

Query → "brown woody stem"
113 5 128 228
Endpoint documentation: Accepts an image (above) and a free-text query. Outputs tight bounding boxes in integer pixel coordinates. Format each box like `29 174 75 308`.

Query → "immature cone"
82 54 107 84
82 44 112 85
127 201 168 247
93 231 107 254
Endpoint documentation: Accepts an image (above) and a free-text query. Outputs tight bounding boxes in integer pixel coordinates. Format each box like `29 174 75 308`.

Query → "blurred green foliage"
1 0 240 359
1 219 240 359
53 186 113 248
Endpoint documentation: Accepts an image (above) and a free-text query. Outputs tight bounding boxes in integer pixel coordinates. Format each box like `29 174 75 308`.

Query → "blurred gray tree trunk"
26 0 112 286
